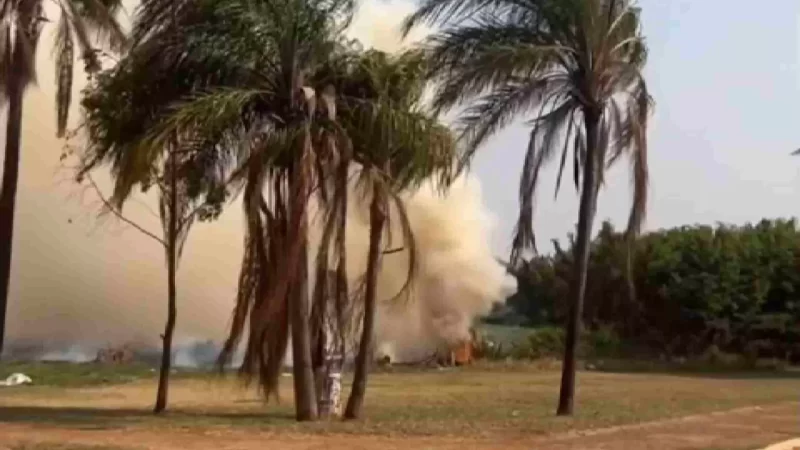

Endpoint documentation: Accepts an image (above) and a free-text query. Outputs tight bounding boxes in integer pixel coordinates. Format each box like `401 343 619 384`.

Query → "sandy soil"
0 401 796 450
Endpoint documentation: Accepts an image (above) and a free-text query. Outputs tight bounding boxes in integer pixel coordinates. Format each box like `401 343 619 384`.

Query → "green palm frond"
326 48 460 191
427 42 570 114
401 0 498 35
131 0 197 44
145 87 273 152
454 77 571 162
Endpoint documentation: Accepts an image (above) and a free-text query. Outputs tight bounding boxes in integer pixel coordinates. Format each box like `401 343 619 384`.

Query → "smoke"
5 174 514 366
306 175 516 363
379 177 515 361
2 0 515 365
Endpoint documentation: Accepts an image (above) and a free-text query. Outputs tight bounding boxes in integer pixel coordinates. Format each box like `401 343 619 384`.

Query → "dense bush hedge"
505 219 800 362
474 326 624 362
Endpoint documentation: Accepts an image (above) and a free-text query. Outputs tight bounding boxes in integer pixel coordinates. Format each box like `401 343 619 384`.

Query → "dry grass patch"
1 365 798 438
6 443 134 450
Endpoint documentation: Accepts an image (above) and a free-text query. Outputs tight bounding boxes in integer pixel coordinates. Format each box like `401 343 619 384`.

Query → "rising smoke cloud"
306 176 515 363
2 0 515 363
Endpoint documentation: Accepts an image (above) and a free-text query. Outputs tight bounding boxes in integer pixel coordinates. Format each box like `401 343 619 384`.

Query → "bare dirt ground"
0 370 797 450
0 402 796 450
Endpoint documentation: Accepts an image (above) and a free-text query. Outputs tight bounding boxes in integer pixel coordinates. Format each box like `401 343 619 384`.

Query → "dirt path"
0 402 796 450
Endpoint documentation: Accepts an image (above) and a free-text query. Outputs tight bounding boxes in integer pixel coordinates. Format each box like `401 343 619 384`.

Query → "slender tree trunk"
557 109 601 416
344 184 385 420
311 270 327 414
0 40 27 360
290 141 318 421
154 151 179 414
313 311 326 413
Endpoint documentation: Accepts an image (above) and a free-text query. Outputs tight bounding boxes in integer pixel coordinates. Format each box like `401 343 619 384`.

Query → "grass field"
0 362 797 449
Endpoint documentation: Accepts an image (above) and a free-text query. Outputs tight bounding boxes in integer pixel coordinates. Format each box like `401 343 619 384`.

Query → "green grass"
0 361 214 388
0 362 156 387
476 324 531 347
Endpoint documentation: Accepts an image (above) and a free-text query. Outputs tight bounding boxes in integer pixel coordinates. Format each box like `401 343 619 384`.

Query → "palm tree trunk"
344 184 386 420
312 305 326 412
557 109 601 416
289 140 318 421
291 233 318 420
154 151 179 414
0 40 27 359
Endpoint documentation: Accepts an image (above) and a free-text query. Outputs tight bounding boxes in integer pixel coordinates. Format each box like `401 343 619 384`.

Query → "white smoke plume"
307 175 515 363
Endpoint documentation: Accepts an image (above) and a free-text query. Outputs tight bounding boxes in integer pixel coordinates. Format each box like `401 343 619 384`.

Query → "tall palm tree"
321 49 458 419
135 0 356 421
403 0 652 415
0 0 125 357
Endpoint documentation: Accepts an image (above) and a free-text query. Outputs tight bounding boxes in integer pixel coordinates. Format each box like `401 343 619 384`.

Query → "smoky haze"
0 0 513 361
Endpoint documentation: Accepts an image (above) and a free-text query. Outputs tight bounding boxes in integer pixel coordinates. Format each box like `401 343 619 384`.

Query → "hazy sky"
1 0 799 345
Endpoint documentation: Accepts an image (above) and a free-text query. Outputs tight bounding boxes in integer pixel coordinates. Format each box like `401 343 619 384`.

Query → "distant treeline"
495 219 800 362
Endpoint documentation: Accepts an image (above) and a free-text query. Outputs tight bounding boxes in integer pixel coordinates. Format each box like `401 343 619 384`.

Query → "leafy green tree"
77 34 230 413
0 0 125 359
403 0 653 414
510 218 800 362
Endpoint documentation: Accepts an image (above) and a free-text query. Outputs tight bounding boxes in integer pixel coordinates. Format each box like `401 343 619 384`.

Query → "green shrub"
506 218 800 361
475 326 627 361
581 326 623 358
524 327 565 358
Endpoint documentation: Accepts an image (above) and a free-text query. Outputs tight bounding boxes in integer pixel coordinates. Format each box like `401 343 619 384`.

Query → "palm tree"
134 3 457 420
101 0 454 421
132 0 357 421
403 0 652 415
314 48 458 419
0 0 125 357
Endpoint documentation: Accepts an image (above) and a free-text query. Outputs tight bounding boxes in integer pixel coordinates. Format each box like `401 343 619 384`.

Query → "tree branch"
85 173 167 247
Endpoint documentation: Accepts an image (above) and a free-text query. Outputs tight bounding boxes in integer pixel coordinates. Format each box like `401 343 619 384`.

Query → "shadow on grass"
0 406 295 430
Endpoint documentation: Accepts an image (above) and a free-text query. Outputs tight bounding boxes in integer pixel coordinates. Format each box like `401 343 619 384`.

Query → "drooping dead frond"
52 0 126 135
217 140 295 400
0 0 45 103
53 10 74 137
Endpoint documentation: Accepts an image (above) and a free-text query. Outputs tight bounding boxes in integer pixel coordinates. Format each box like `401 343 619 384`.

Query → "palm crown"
404 0 652 261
